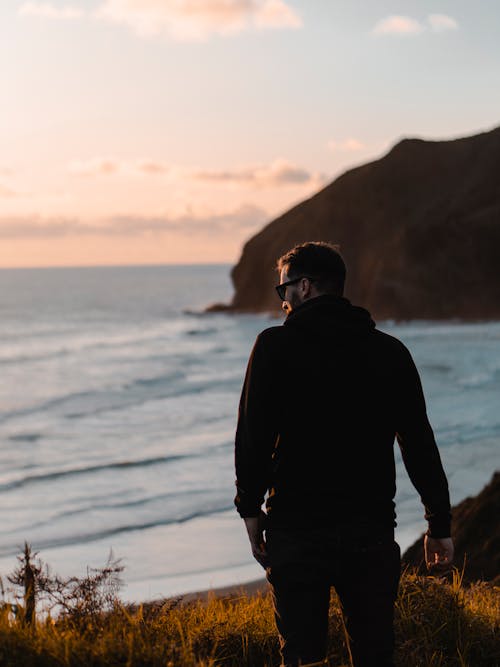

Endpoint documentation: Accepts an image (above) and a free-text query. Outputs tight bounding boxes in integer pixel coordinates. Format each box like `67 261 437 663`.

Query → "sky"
1 0 499 267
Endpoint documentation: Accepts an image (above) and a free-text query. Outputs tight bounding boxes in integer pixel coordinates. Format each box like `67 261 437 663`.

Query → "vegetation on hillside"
0 545 498 666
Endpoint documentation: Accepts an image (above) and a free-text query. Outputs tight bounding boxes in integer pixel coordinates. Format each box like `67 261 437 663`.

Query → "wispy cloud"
95 0 302 41
68 157 121 176
372 13 458 36
372 15 424 36
18 2 84 19
327 138 366 152
68 156 324 189
190 159 324 188
136 160 170 175
19 0 302 40
0 184 17 198
0 204 268 239
428 14 459 33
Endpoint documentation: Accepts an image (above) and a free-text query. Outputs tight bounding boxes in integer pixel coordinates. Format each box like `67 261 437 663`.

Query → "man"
234 241 453 667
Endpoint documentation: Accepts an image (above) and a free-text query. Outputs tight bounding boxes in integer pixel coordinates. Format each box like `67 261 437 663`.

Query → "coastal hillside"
402 472 500 583
226 125 500 319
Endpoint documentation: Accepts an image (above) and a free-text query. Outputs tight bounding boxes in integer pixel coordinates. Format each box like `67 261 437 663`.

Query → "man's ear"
301 277 313 298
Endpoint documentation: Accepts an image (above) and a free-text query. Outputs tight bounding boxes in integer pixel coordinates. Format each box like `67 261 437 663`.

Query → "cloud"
191 159 323 188
68 157 121 176
136 160 170 175
0 184 17 198
372 15 423 35
94 0 302 41
253 0 301 29
67 156 323 188
0 204 268 239
110 203 268 235
327 138 366 152
428 14 459 32
68 157 169 177
18 0 302 41
372 13 459 36
18 2 84 19
0 216 82 238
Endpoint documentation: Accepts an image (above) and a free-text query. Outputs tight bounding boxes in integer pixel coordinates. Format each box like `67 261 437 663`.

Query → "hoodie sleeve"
395 345 451 538
234 331 278 518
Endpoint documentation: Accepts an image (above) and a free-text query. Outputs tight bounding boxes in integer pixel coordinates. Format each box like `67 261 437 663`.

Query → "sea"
0 264 498 603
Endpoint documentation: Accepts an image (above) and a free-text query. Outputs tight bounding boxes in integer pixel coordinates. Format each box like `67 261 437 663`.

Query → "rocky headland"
216 125 500 319
402 472 500 583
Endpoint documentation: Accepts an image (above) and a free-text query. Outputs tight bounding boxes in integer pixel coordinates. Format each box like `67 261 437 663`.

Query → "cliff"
402 472 500 583
224 125 500 319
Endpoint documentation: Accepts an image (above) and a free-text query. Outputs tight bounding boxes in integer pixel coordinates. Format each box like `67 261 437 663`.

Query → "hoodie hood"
283 294 376 340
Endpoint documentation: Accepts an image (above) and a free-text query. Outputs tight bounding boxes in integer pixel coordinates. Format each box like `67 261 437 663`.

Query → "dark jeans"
265 524 401 667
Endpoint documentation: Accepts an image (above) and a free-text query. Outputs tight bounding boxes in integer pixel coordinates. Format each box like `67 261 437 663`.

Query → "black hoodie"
234 294 451 538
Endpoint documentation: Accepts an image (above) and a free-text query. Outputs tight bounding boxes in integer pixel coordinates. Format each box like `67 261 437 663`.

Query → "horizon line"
0 261 233 271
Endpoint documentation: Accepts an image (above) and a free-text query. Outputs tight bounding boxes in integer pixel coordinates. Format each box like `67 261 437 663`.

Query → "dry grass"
0 567 498 666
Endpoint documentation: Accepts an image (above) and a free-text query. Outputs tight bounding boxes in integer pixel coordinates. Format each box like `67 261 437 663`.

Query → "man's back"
235 294 450 537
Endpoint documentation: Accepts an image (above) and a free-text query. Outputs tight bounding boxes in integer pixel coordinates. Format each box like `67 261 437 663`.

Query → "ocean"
0 264 498 603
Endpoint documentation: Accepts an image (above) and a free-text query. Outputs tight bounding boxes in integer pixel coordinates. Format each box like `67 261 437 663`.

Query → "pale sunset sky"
1 0 499 267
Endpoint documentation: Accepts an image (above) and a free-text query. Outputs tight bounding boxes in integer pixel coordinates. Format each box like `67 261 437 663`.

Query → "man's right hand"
424 535 454 571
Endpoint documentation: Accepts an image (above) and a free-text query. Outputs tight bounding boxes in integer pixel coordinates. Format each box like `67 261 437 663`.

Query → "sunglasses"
275 276 316 301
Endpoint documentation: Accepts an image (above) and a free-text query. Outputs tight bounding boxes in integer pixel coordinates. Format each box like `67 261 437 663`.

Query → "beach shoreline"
140 577 269 609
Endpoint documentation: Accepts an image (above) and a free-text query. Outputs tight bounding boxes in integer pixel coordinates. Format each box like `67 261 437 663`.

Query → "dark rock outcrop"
402 472 500 583
225 125 500 319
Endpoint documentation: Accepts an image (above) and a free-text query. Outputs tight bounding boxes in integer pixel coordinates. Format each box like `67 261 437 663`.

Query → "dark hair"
277 241 346 296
